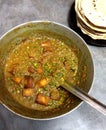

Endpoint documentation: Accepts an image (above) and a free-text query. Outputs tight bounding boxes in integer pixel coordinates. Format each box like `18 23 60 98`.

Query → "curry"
4 31 78 111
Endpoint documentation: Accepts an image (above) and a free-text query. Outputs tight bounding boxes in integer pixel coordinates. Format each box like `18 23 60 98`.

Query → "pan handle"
63 82 106 115
0 100 2 104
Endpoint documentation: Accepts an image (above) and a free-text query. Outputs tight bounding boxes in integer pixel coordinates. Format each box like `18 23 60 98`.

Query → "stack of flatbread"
75 0 106 40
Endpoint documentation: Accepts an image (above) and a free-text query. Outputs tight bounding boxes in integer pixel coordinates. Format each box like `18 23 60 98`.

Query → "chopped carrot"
37 67 43 74
22 88 34 97
13 77 22 84
36 93 49 106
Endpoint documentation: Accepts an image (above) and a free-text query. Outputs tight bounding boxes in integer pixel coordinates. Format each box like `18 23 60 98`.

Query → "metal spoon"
62 81 106 115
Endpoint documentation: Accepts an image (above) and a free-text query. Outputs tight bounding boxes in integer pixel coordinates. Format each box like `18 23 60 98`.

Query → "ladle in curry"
62 81 106 115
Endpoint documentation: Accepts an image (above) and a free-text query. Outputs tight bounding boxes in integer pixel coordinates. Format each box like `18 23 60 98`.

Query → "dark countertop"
0 0 106 130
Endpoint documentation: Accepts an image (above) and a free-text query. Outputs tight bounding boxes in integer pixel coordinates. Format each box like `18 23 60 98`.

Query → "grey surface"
0 0 106 130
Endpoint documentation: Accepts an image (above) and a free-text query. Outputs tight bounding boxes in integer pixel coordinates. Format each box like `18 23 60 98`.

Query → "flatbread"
81 0 106 27
75 0 106 40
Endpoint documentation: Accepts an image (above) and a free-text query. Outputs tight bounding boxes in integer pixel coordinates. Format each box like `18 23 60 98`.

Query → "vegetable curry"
4 31 79 111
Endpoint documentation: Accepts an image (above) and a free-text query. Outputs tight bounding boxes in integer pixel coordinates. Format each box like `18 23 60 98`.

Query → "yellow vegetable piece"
13 77 22 84
39 78 48 87
22 88 34 97
36 93 49 106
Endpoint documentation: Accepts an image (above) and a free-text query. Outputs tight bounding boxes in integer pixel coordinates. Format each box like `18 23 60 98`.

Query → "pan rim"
0 20 94 120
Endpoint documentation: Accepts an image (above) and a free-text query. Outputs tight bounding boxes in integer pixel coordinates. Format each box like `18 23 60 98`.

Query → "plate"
68 2 106 47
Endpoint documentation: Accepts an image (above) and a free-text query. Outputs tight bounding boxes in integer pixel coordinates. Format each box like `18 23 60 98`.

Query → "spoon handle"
63 82 106 115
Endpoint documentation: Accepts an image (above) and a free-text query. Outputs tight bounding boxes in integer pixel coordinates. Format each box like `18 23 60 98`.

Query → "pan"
0 21 94 120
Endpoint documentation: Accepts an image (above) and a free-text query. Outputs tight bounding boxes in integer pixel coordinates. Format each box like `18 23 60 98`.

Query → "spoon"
62 81 106 115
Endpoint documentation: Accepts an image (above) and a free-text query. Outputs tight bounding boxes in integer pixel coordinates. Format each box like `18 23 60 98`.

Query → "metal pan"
0 21 94 120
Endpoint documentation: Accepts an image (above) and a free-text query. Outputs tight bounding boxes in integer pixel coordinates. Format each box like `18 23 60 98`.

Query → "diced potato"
39 78 48 86
13 77 22 84
22 88 34 97
36 93 49 106
50 89 60 100
37 78 48 87
24 75 34 88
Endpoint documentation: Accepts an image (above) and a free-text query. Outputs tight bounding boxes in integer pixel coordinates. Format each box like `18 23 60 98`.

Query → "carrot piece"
36 93 49 106
22 88 34 97
37 67 43 74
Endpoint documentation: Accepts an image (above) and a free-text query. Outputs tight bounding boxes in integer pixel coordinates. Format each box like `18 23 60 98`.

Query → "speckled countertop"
0 0 106 130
